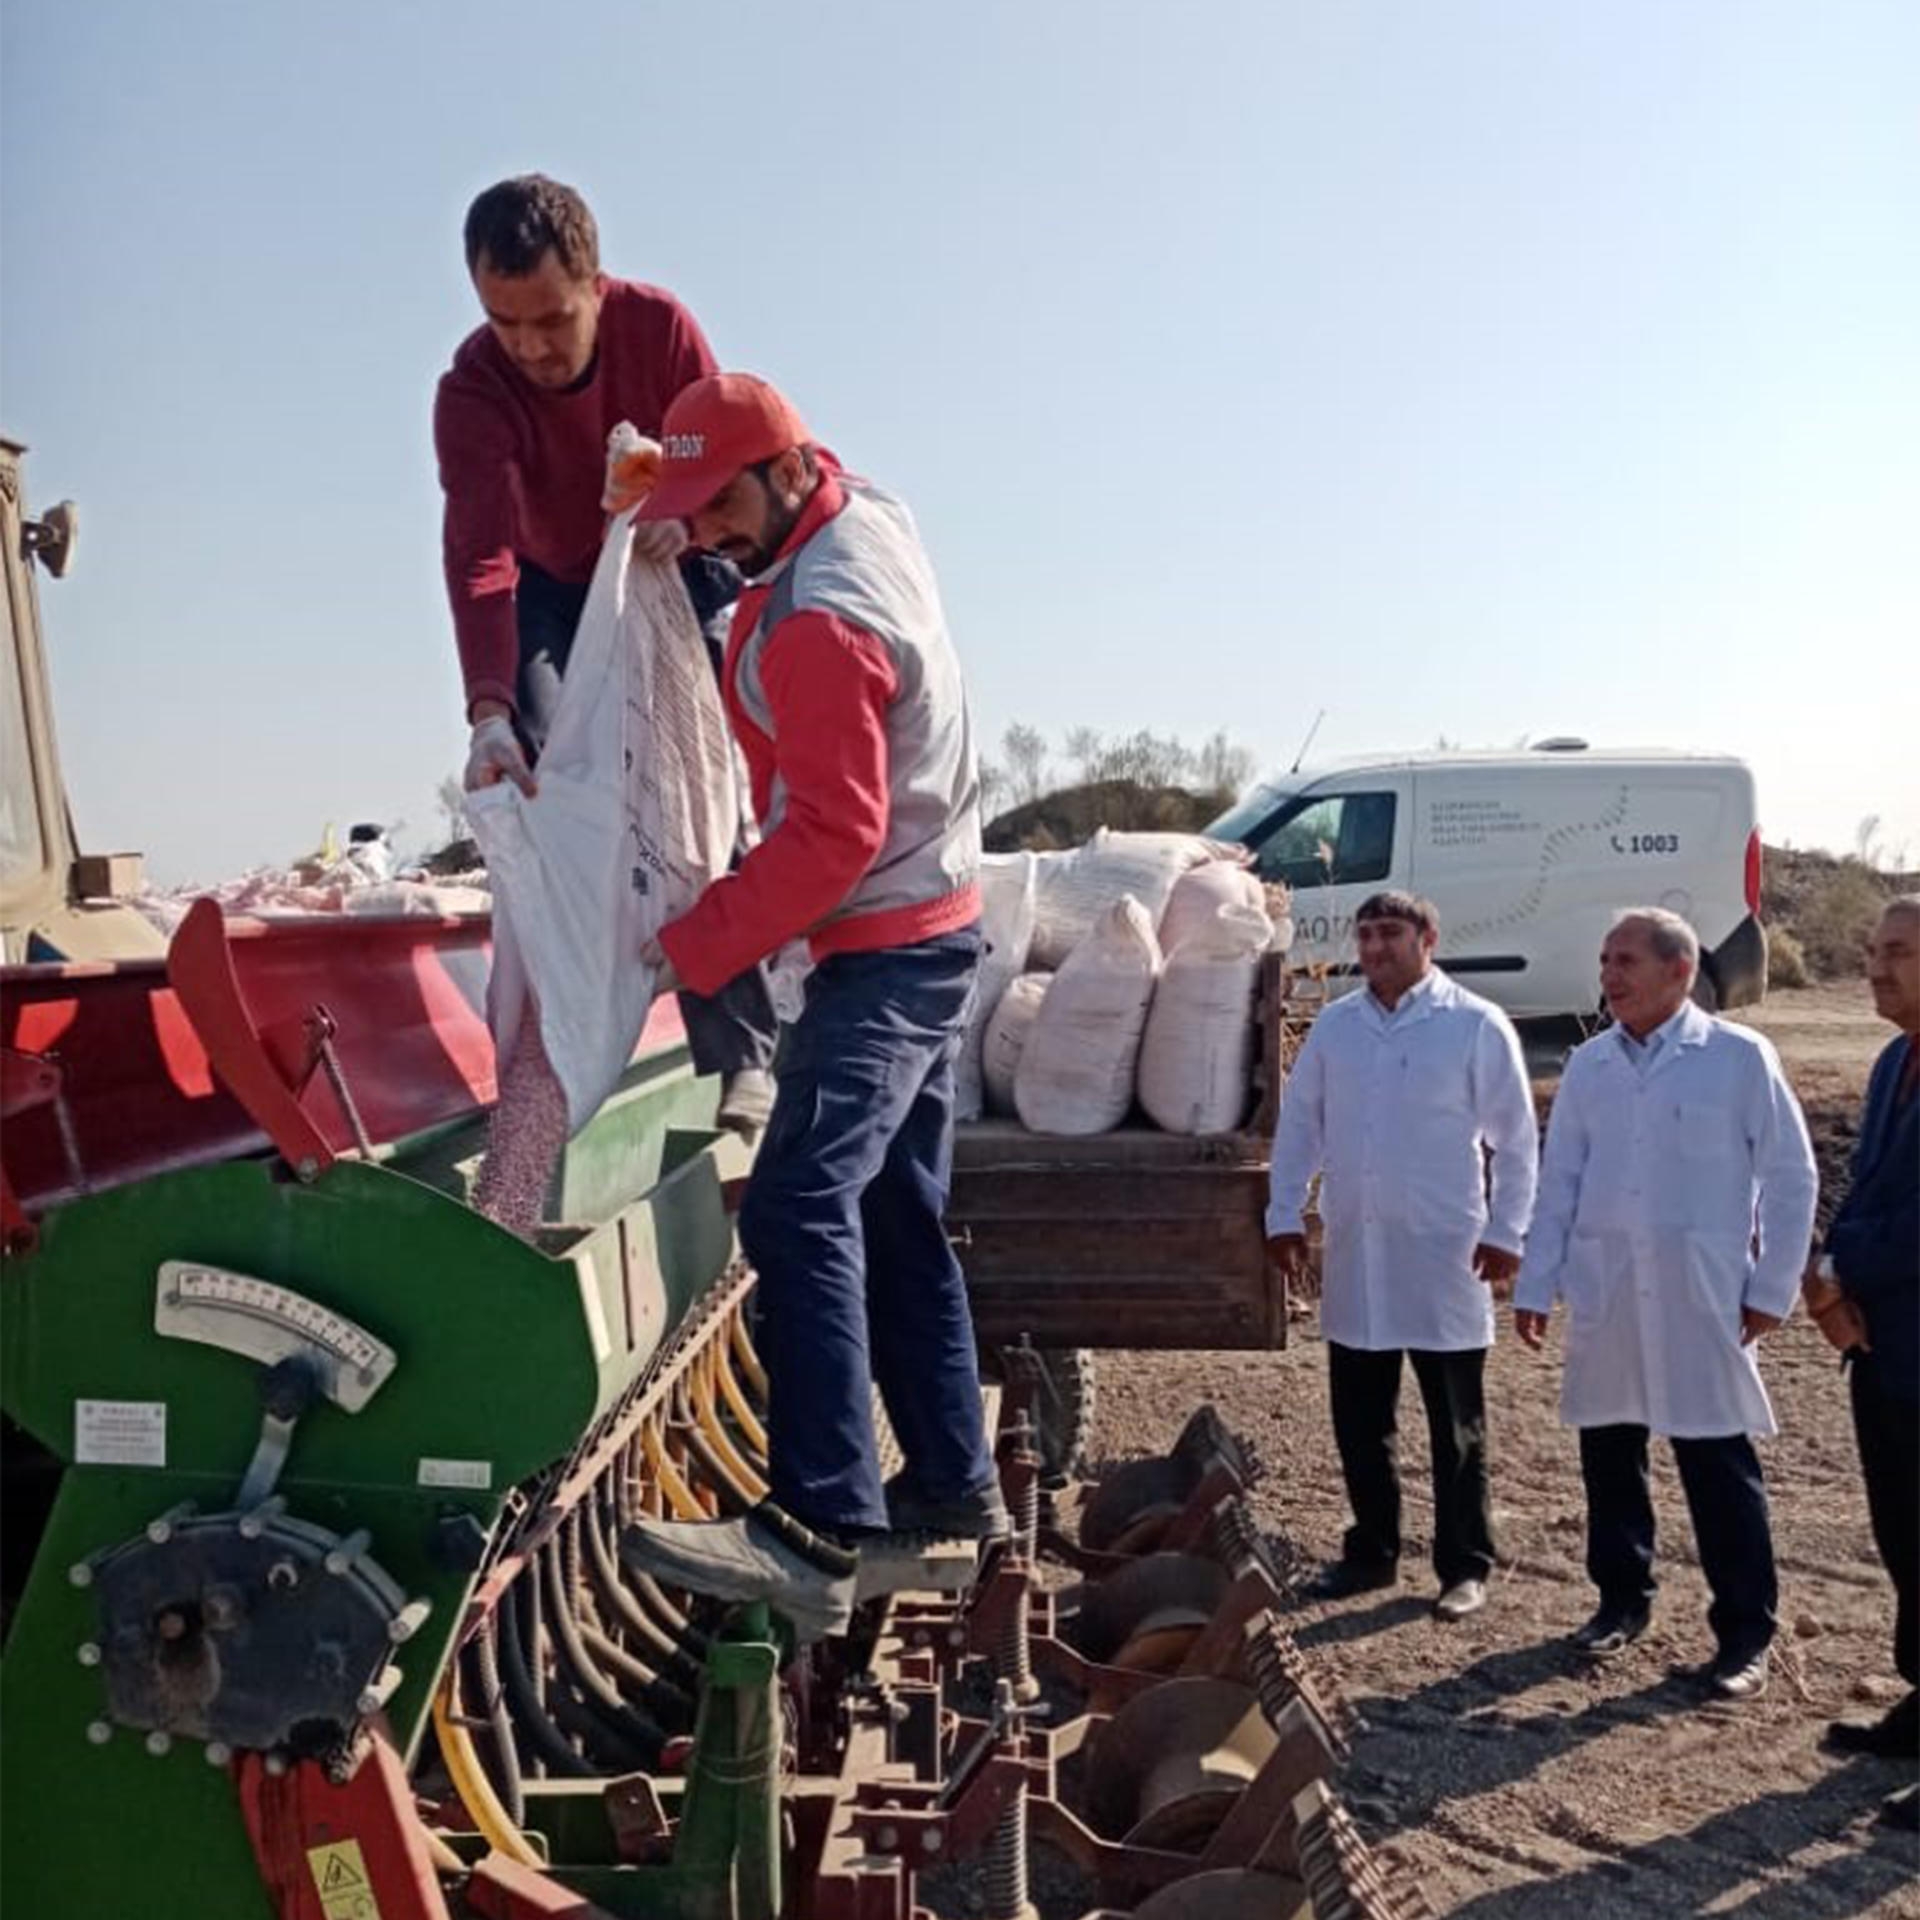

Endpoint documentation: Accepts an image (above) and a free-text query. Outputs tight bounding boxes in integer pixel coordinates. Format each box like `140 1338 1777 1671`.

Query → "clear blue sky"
4 0 1915 884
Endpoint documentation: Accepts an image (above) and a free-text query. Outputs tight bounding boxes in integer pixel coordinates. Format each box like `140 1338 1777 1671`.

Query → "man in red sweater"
434 175 776 1129
618 374 1005 1639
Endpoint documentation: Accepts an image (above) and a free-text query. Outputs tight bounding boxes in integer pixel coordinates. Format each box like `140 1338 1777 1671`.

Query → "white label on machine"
417 1457 492 1490
75 1399 167 1466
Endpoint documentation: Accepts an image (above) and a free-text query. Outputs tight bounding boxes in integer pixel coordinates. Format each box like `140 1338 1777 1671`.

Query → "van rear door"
1226 773 1414 985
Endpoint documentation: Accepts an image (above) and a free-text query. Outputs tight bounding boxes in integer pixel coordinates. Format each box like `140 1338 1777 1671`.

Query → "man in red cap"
434 175 778 1132
618 373 1005 1638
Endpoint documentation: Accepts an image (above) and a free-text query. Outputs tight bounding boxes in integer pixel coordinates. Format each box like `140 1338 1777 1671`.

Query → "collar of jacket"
1361 965 1452 1029
1608 999 1714 1075
742 453 848 592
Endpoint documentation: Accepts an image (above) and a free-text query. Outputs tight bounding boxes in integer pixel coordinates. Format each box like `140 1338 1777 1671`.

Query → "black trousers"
1579 1423 1777 1660
1328 1343 1494 1586
1850 1356 1919 1688
513 560 778 1080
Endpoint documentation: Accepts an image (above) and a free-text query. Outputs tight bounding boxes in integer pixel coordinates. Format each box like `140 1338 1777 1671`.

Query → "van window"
1246 791 1396 889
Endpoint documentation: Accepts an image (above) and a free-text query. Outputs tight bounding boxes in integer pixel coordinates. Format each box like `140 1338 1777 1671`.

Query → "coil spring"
996 1415 1041 1703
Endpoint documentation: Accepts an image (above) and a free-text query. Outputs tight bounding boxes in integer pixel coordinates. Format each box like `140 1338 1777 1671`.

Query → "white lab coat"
1267 969 1540 1352
1513 1003 1818 1438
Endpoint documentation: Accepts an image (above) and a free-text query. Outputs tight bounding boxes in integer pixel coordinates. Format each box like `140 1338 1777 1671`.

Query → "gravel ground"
1077 982 1917 1917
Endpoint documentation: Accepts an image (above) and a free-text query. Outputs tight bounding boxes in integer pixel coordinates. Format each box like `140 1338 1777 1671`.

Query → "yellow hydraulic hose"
713 1330 769 1459
641 1417 711 1520
690 1348 768 1503
730 1309 769 1400
430 1670 542 1869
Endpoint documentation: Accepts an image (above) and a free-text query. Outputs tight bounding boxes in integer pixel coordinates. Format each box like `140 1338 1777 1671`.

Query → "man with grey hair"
1515 908 1818 1701
1806 896 1918 1814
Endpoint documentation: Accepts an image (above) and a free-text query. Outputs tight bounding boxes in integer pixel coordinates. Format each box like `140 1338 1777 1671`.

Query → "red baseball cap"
637 373 813 521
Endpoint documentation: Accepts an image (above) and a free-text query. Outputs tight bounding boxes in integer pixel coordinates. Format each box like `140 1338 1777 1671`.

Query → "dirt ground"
1085 982 1917 1918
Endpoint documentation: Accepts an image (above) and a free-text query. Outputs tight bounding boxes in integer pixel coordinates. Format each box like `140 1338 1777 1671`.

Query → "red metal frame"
235 1728 452 1920
0 898 688 1241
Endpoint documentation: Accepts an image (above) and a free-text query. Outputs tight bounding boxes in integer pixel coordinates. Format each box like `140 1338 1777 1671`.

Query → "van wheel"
1690 964 1720 1013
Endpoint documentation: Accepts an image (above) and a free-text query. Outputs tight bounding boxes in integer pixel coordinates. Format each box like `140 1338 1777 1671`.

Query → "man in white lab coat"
1268 892 1539 1622
1515 908 1818 1703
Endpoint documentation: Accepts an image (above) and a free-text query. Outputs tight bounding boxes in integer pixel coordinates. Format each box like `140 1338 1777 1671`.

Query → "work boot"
620 1501 855 1642
882 1472 1012 1541
716 1068 776 1138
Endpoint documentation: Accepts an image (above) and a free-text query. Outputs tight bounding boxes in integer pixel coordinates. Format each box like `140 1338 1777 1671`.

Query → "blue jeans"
739 928 994 1533
513 560 776 1078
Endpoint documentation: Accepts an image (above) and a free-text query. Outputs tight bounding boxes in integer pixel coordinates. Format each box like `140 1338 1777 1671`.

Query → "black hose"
469 1614 526 1824
498 1570 597 1779
540 1541 665 1768
581 1488 705 1700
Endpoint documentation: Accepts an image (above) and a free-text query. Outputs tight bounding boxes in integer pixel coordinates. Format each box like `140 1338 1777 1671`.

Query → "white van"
1207 742 1766 1019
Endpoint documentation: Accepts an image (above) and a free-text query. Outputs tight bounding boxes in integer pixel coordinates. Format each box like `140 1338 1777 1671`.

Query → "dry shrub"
1767 926 1811 990
1787 860 1894 979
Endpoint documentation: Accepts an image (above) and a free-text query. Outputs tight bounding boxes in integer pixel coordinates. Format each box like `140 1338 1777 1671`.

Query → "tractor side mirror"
23 500 79 579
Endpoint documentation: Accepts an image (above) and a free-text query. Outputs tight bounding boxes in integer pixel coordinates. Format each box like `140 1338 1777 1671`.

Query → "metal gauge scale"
155 1260 397 1413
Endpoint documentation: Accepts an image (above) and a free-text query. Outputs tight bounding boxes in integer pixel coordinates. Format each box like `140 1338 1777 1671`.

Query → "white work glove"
602 424 686 564
463 716 536 797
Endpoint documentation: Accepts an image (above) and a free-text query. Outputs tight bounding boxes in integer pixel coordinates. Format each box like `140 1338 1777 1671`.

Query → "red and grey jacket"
658 464 982 996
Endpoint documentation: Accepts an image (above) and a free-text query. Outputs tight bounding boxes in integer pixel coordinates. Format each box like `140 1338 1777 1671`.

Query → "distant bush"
1766 926 1810 990
1770 855 1903 980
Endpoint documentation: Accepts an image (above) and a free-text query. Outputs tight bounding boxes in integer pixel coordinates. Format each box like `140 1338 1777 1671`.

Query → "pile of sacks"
957 829 1293 1137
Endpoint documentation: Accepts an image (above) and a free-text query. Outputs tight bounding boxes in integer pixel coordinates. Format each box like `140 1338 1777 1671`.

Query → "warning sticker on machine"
74 1400 167 1466
417 1457 492 1490
307 1837 381 1919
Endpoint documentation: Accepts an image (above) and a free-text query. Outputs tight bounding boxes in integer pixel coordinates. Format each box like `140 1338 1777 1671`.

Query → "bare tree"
1002 722 1052 805
1091 729 1195 787
1195 729 1256 797
978 759 1010 814
1064 726 1105 784
436 774 469 844
1854 813 1883 869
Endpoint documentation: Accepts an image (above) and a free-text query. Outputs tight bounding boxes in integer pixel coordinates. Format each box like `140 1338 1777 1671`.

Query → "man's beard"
726 486 805 578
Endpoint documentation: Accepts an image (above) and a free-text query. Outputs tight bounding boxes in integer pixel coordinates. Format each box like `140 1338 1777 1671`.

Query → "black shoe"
1303 1559 1399 1600
1570 1605 1651 1659
1707 1647 1770 1703
1879 1783 1920 1832
1823 1690 1920 1759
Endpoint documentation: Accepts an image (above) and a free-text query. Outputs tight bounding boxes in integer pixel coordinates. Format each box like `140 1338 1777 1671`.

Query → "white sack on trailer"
1157 862 1269 956
956 853 1039 1120
1028 829 1248 968
1136 902 1272 1135
1015 895 1162 1135
981 971 1051 1116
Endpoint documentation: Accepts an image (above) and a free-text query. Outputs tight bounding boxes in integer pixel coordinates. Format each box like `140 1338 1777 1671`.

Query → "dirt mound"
983 781 1230 853
1764 847 1917 981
